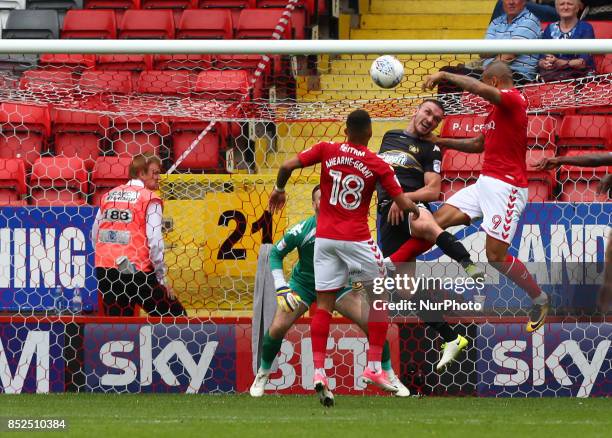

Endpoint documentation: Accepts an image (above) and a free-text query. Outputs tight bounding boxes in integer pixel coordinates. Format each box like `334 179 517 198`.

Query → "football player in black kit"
376 99 482 371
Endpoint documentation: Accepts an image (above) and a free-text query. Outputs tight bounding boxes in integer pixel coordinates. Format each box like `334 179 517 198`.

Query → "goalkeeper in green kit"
250 184 409 398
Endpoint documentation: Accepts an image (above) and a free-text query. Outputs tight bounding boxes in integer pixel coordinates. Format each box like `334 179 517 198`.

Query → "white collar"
127 179 145 187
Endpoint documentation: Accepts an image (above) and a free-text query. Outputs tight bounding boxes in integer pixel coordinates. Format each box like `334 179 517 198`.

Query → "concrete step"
350 28 485 39
369 0 496 15
360 14 490 30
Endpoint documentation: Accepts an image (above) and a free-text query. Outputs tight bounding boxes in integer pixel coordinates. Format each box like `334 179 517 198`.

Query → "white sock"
258 367 270 375
533 291 548 306
368 361 381 372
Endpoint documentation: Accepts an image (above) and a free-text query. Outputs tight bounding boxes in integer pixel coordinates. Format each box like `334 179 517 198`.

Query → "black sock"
436 231 473 268
427 321 458 343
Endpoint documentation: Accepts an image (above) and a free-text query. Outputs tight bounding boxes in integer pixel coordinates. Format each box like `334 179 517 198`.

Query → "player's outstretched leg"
409 208 485 281
250 304 306 397
335 287 410 396
311 291 336 406
485 236 549 332
437 334 469 371
359 281 398 393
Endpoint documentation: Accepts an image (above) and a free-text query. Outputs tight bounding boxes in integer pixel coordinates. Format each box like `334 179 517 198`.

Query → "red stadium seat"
19 70 76 96
152 54 213 70
440 149 483 200
558 150 612 202
39 54 96 70
51 109 110 169
141 0 194 8
84 0 139 9
136 70 193 95
61 10 117 39
594 54 612 75
194 70 251 100
198 0 255 7
459 92 492 115
235 8 291 39
525 149 555 201
109 116 170 158
91 156 131 205
586 21 610 78
30 156 89 206
527 115 557 149
441 149 483 176
177 9 233 39
440 178 476 202
0 103 50 168
557 115 611 150
79 70 135 94
118 10 175 39
242 5 306 38
577 80 612 114
257 0 322 17
171 119 227 170
439 115 487 138
522 82 575 113
0 158 27 206
588 20 612 39
96 54 152 71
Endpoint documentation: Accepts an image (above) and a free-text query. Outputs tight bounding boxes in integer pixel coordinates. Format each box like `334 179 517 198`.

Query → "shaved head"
482 61 514 87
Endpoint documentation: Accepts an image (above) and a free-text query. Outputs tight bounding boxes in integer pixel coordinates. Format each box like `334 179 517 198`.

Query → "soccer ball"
370 55 404 89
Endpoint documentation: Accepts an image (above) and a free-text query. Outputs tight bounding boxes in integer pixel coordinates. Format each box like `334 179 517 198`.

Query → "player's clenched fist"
276 286 302 312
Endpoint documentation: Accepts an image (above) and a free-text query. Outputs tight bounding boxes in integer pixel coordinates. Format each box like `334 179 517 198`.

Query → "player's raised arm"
533 152 612 170
269 156 303 214
423 61 518 106
423 132 485 154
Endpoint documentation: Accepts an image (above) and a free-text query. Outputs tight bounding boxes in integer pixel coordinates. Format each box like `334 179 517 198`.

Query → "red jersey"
298 141 403 241
481 88 529 188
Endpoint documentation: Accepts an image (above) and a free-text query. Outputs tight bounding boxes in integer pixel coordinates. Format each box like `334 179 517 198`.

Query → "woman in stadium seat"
538 0 596 81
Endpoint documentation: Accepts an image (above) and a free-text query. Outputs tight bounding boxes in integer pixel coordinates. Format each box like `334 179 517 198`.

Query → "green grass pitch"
2 394 611 438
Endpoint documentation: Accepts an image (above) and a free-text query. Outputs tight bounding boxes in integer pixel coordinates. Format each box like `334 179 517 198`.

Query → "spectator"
92 152 186 317
492 0 560 22
484 0 542 83
538 0 595 81
437 0 541 95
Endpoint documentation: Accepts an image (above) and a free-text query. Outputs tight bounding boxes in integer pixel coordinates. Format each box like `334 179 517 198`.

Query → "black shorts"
377 200 431 258
96 267 186 317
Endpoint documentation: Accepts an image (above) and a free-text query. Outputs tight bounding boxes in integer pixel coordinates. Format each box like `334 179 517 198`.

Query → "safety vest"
95 183 163 272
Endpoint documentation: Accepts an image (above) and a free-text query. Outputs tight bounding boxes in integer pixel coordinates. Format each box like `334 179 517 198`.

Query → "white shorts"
314 237 386 292
446 175 528 244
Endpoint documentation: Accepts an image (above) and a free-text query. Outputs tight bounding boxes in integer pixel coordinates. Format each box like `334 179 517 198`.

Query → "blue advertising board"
83 323 237 393
0 323 65 393
476 322 612 397
0 207 98 312
416 202 611 309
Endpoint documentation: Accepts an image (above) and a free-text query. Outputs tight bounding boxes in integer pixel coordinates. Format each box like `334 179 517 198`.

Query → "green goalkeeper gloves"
276 286 303 313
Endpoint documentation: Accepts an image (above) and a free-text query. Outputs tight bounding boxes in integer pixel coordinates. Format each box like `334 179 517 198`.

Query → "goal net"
0 39 610 397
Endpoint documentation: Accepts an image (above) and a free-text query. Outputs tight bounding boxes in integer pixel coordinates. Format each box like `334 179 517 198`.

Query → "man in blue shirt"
484 0 542 83
437 0 541 95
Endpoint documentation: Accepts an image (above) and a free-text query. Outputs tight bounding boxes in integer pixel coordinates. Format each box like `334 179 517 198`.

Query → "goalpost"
0 38 610 397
